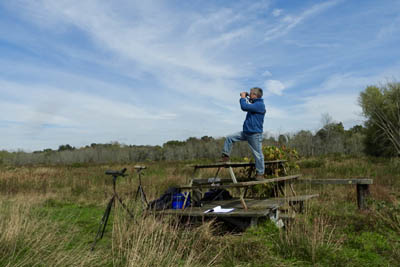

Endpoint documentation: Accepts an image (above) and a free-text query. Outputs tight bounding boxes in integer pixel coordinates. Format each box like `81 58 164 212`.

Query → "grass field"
1 156 399 266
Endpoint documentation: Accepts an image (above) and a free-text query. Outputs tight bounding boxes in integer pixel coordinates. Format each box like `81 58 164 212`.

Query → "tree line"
0 123 370 166
1 81 398 165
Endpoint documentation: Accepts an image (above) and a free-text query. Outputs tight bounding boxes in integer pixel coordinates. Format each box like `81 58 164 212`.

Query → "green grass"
34 199 109 244
0 156 399 266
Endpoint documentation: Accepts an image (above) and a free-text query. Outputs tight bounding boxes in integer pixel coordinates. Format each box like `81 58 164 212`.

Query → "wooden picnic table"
183 161 296 211
148 162 321 229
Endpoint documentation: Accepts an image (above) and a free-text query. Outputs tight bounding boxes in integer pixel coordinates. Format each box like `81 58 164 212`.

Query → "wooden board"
178 175 300 190
202 195 319 209
157 207 273 218
191 177 253 185
190 160 287 169
154 194 318 218
298 178 373 185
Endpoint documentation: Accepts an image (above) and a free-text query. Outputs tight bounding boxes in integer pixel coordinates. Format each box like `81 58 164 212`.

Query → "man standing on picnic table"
221 87 266 181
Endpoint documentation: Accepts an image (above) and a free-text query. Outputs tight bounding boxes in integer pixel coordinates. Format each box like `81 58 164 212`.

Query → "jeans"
222 131 264 175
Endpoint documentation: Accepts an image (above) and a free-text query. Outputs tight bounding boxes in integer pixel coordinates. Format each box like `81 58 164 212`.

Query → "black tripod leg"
135 186 140 201
115 194 135 219
139 186 148 206
135 186 147 208
91 196 114 251
100 200 113 239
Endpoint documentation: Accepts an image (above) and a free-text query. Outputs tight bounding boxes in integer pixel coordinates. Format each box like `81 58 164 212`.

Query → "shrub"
262 145 300 176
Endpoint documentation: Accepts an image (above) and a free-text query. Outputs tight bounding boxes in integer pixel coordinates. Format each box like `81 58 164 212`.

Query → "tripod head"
134 165 146 170
105 168 127 178
105 168 127 191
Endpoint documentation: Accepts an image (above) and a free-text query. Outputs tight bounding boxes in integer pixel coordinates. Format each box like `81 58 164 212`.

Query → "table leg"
228 166 247 210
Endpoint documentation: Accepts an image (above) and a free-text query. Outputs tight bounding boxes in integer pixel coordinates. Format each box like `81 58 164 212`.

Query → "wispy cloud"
1 0 400 150
7 1 247 100
377 15 400 41
298 92 363 128
264 0 341 42
265 80 286 95
262 70 272 77
272 9 283 17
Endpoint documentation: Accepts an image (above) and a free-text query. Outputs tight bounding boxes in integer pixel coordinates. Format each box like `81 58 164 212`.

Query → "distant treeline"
2 81 398 165
0 121 369 166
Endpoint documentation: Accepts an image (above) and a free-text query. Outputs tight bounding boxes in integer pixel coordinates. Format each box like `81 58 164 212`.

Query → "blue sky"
1 0 400 151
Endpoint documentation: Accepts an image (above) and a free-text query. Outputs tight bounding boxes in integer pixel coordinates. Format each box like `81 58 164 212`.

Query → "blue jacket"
240 98 266 133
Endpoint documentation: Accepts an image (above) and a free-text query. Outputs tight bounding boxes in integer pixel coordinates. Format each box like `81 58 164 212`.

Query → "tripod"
134 165 148 208
91 168 134 251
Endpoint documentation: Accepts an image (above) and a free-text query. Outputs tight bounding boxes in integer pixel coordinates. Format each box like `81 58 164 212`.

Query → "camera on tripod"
92 167 133 251
105 168 127 177
92 166 148 251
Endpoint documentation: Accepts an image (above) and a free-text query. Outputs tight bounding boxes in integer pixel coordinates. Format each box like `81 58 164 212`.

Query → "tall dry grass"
277 214 344 263
0 196 226 266
0 163 225 266
111 208 223 267
0 197 107 266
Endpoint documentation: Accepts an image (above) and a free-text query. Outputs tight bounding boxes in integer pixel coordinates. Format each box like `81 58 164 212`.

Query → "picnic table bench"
158 195 319 229
298 178 373 209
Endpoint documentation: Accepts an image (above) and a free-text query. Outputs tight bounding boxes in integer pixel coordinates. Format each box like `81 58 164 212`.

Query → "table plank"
190 160 287 169
298 178 373 185
155 194 319 218
202 195 319 209
157 208 272 218
178 175 300 190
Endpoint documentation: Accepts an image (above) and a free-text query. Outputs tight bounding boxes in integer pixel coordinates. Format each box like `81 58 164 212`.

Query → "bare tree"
359 81 400 156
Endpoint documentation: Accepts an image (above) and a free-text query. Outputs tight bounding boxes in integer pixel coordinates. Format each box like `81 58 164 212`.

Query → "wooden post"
191 179 202 207
182 192 189 210
289 182 297 196
228 166 247 211
278 181 285 196
239 194 248 211
357 184 370 210
228 166 238 183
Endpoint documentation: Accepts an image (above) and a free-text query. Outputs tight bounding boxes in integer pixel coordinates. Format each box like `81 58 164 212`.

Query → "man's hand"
240 92 248 98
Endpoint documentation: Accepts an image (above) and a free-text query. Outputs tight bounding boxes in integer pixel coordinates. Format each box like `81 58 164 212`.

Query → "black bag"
148 187 180 211
201 189 232 202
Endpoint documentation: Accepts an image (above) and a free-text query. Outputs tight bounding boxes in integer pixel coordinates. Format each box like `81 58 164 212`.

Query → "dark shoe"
220 154 230 162
255 174 265 181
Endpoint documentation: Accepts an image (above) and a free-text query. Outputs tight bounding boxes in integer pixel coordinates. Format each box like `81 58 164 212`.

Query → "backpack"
147 187 180 211
201 189 232 202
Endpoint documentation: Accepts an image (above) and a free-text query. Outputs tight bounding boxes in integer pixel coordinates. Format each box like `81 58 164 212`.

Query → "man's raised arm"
239 98 265 113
